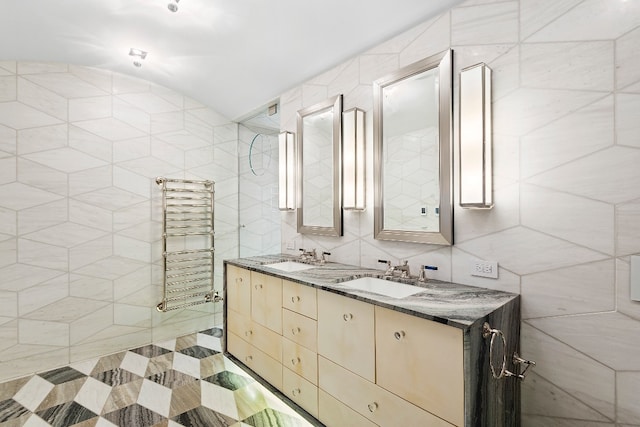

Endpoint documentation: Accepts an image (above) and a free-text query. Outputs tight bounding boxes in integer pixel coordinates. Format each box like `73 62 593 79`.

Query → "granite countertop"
224 254 519 330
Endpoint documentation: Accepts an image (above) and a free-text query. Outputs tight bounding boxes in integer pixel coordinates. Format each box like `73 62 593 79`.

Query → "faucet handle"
378 259 391 267
418 265 438 282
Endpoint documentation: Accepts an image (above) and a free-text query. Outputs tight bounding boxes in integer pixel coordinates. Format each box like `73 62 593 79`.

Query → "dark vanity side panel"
465 296 521 427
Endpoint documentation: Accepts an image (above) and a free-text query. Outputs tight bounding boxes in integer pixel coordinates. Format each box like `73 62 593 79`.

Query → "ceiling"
1 0 461 121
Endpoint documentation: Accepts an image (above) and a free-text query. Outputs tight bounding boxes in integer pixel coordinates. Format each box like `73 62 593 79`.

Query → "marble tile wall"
0 62 237 383
279 0 640 425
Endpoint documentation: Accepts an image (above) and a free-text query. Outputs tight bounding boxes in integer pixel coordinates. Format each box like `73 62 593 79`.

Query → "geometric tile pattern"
0 328 316 427
278 0 640 425
0 61 238 383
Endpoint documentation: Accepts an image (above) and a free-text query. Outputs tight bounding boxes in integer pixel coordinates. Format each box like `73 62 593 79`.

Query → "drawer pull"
245 330 253 337
343 313 353 321
394 331 406 340
367 402 378 413
291 296 300 303
291 327 301 335
254 284 263 289
245 355 252 362
291 357 300 365
236 277 243 284
292 388 301 396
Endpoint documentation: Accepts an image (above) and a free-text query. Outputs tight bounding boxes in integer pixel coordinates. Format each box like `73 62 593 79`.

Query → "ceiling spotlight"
167 0 180 12
129 48 148 67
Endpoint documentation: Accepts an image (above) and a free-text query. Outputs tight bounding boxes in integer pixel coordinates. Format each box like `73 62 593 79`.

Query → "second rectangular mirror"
296 94 343 236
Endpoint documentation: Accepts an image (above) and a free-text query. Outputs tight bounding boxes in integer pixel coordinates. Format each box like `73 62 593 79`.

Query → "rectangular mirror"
296 94 343 236
373 49 453 245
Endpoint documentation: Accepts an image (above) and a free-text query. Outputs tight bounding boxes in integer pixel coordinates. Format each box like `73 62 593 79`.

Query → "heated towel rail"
156 177 217 312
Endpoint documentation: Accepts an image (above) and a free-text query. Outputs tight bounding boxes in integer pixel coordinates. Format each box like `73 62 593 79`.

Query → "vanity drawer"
251 271 282 333
283 368 318 418
228 309 281 362
375 306 463 426
317 290 374 382
226 265 251 316
318 389 377 427
228 331 282 390
282 308 317 352
282 279 317 319
319 356 454 427
282 337 317 385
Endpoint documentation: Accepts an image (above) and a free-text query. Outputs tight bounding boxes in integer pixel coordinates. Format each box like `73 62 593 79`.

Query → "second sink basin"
341 277 425 299
263 261 316 272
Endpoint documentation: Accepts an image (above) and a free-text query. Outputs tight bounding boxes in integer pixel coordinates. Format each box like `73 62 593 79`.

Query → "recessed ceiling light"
168 0 180 12
129 48 148 67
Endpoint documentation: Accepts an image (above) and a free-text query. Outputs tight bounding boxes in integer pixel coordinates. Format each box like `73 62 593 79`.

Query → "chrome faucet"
378 259 411 278
320 251 331 265
299 248 317 262
417 265 438 282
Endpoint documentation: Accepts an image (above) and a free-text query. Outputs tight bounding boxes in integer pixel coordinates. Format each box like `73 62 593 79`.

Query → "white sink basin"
263 261 316 272
341 277 425 299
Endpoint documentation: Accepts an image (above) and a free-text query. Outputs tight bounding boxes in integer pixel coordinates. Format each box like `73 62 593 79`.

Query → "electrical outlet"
471 260 498 279
286 240 295 250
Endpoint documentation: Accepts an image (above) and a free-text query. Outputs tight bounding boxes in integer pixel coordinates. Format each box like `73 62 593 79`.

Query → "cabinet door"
318 389 377 427
282 280 317 319
317 290 374 382
319 356 454 427
282 308 317 352
283 368 318 417
226 265 251 316
228 331 282 389
282 337 318 385
375 306 464 426
228 309 282 363
251 271 282 333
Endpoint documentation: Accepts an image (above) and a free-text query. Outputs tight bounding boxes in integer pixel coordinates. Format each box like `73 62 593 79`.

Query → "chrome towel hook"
482 322 536 381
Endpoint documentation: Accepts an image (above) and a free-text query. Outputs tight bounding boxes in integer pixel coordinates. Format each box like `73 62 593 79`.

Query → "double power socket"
471 260 499 279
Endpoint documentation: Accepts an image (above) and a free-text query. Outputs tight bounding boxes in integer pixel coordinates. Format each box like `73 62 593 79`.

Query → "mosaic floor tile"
36 401 97 427
0 377 31 401
203 371 254 392
174 335 197 352
101 379 143 415
172 406 237 427
36 377 88 411
0 398 29 423
90 354 126 376
144 353 174 377
178 345 219 359
103 403 164 427
242 408 309 427
130 345 171 359
39 367 87 386
146 370 197 389
200 328 223 338
199 353 227 378
233 383 269 421
91 368 141 387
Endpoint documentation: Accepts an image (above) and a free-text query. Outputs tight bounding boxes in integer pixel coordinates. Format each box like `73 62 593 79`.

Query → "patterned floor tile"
242 408 309 427
137 379 172 419
130 345 171 359
167 381 201 419
101 379 144 415
91 354 126 376
91 369 141 387
199 328 223 338
233 383 269 421
174 335 197 352
0 398 30 423
36 401 97 427
102 403 164 427
144 354 174 377
0 377 31 401
146 370 197 389
202 371 253 391
178 345 219 359
39 367 87 386
199 353 227 378
36 377 88 412
172 406 237 427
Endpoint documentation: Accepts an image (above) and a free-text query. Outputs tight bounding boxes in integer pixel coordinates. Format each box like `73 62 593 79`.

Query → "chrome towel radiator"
156 177 216 312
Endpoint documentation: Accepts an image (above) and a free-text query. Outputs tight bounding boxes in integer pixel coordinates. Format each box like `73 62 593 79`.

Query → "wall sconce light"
459 63 493 209
342 108 366 210
278 131 296 211
129 48 148 68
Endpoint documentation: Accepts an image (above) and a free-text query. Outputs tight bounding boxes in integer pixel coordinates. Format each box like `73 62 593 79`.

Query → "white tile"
69 125 112 162
70 305 114 344
154 338 176 351
522 259 615 319
0 75 16 101
113 236 150 263
23 147 108 173
399 12 450 67
616 93 640 148
18 319 68 346
0 263 65 292
120 350 149 377
17 158 67 198
172 351 201 379
455 227 606 275
73 187 148 211
117 92 182 115
17 77 67 121
23 222 108 249
0 124 16 154
0 157 15 184
22 72 107 98
74 376 112 415
527 0 640 42
69 274 113 302
113 97 150 132
17 199 67 235
113 267 151 301
73 118 147 141
526 146 640 204
18 239 68 270
69 199 112 232
521 323 615 420
521 95 613 178
0 347 69 383
113 136 150 163
17 62 67 75
0 290 17 318
23 413 52 427
521 185 614 255
451 2 518 45
13 375 55 411
69 357 99 375
520 41 613 91
0 102 63 130
200 380 239 419
154 130 210 151
137 378 172 418
616 26 640 90
17 124 67 155
70 329 149 363
528 312 640 371
68 165 112 197
68 65 112 93
113 166 151 198
617 371 640 424
113 200 151 232
112 73 150 95
0 61 16 74
69 235 112 271
0 238 16 268
25 296 109 323
185 107 230 127
519 0 583 40
74 256 146 281
69 96 111 122
151 111 184 135
327 59 359 101
617 200 640 257
114 303 151 327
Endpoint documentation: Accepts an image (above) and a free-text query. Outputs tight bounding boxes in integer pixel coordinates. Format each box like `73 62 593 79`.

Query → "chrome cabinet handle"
368 402 378 413
291 357 300 365
292 388 301 396
394 331 405 340
343 313 353 321
291 296 300 303
291 327 301 335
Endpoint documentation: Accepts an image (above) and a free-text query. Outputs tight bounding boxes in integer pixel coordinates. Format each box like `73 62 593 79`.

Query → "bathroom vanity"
223 255 521 426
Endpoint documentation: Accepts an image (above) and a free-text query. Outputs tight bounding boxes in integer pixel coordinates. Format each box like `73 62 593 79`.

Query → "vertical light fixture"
342 108 366 210
278 131 296 211
459 63 493 209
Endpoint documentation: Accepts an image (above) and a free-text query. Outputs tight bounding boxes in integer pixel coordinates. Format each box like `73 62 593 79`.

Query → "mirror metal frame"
373 49 453 245
296 94 343 236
